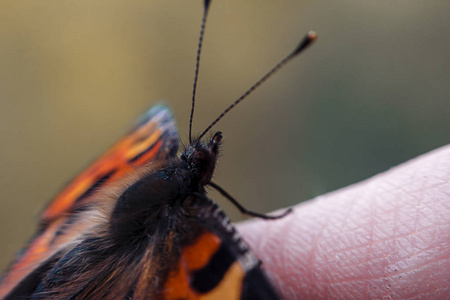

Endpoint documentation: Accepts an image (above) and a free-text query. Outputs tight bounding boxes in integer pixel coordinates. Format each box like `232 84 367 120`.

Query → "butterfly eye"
209 131 222 155
212 131 222 143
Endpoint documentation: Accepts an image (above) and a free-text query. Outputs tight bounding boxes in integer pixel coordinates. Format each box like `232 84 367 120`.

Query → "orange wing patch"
42 105 178 223
0 219 63 297
183 232 221 270
0 215 96 298
163 232 246 300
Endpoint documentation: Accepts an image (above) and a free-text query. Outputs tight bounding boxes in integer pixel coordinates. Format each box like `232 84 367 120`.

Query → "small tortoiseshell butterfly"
0 1 316 299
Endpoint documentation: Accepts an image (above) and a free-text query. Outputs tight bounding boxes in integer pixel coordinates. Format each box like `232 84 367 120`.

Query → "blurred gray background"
1 0 449 271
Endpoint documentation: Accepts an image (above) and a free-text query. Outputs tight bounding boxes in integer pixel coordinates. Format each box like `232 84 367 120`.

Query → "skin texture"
238 145 450 299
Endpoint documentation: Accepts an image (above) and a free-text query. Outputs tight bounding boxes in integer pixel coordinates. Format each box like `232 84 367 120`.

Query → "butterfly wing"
41 104 179 223
4 192 279 300
160 198 281 300
0 104 179 298
6 195 279 300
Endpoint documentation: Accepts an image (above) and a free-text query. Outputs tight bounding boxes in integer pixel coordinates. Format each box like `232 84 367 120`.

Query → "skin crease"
237 145 450 300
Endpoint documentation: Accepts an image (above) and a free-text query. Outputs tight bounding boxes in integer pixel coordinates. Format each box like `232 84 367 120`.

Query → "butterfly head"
181 131 222 186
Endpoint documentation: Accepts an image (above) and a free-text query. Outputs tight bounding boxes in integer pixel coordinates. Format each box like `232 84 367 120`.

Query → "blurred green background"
1 0 449 271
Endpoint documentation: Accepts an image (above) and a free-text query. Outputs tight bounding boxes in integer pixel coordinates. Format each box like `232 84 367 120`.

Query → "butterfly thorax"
109 132 222 242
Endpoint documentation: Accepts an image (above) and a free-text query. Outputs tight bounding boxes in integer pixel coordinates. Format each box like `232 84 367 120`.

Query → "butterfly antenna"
189 0 212 143
197 31 317 141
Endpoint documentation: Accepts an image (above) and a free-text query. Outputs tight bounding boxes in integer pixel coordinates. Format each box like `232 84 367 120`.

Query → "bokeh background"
1 0 449 271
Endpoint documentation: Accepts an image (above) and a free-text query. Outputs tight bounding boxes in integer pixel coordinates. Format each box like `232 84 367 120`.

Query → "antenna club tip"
292 30 317 55
307 31 318 41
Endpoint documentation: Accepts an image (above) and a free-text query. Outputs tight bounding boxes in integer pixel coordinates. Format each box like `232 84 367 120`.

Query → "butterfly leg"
208 181 292 220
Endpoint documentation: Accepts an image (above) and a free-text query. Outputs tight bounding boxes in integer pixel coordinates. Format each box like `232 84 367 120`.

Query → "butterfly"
0 1 316 299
